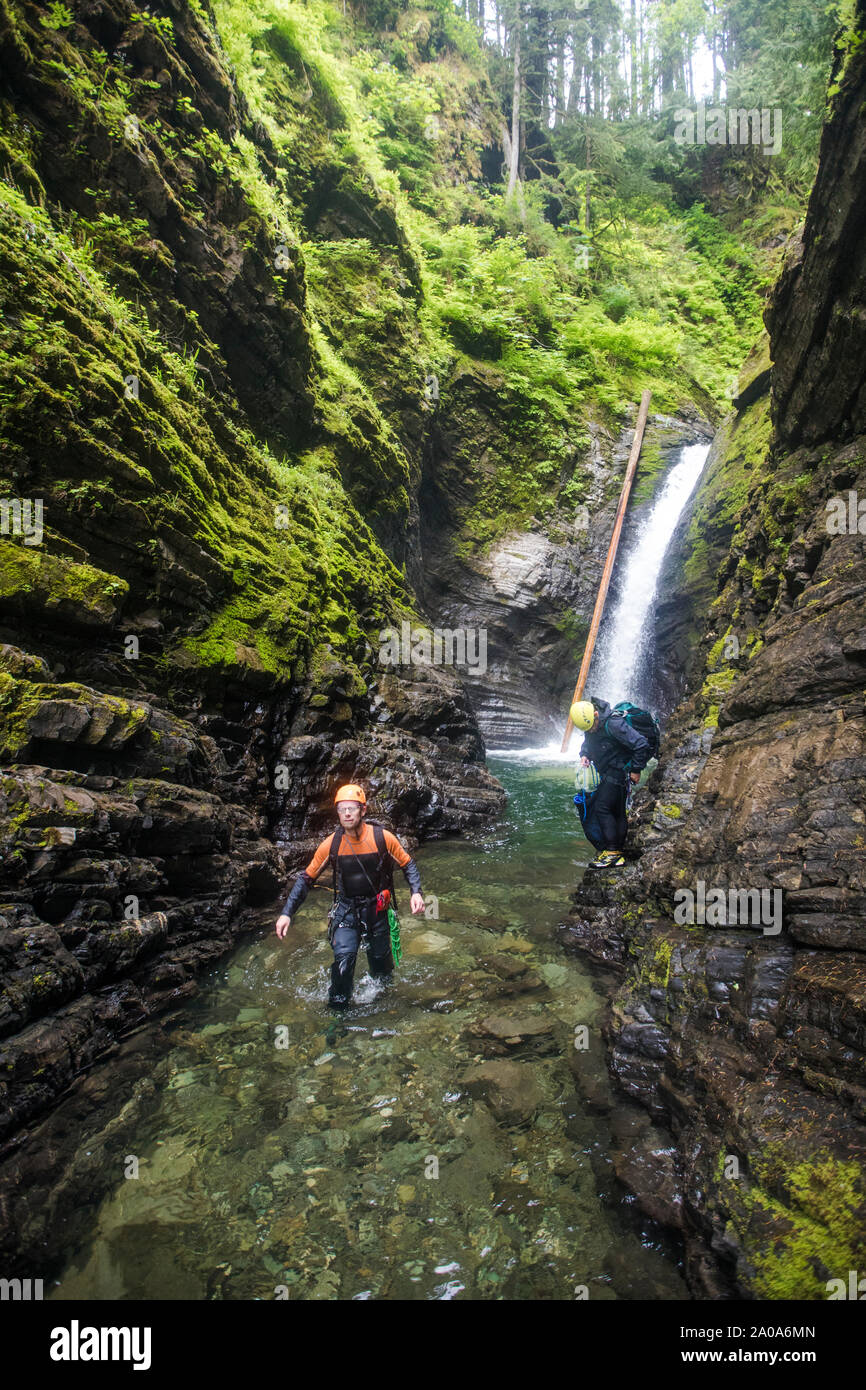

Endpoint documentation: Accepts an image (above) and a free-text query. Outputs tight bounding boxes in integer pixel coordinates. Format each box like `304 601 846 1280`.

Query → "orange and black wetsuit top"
281 822 421 917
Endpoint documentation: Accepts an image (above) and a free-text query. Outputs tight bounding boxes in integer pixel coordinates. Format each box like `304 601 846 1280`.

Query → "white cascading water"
586 441 710 708
489 441 710 762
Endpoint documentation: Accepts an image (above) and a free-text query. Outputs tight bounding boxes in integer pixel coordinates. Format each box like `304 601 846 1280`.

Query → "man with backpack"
569 698 658 868
275 784 425 1009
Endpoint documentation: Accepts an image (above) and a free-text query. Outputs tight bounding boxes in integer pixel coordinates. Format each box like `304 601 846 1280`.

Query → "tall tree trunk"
640 4 650 114
506 25 521 200
566 41 579 116
585 125 591 231
556 36 565 125
525 4 550 130
633 0 639 115
592 32 601 114
501 119 512 177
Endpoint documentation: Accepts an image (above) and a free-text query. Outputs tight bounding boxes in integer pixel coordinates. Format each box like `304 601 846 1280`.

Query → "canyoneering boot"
589 849 626 869
328 959 354 1010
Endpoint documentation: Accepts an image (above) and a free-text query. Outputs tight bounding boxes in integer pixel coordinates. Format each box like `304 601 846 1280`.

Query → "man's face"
592 711 600 730
337 800 364 830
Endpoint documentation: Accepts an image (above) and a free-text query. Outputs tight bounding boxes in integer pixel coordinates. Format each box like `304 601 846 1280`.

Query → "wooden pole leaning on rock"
560 389 652 753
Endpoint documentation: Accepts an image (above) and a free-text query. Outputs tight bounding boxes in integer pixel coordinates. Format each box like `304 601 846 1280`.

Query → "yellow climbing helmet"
569 700 596 731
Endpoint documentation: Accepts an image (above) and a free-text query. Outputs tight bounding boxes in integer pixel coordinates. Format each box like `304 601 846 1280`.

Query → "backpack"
328 819 397 906
605 701 661 761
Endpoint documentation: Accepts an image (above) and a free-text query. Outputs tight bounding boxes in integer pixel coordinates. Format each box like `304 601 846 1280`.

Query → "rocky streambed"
0 759 687 1300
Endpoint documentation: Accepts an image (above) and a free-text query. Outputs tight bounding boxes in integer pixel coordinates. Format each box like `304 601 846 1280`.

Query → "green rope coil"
387 905 402 965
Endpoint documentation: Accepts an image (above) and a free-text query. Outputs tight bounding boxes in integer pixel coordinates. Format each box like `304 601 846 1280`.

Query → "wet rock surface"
559 449 866 1295
415 401 712 745
557 31 866 1296
0 746 284 1142
767 26 866 451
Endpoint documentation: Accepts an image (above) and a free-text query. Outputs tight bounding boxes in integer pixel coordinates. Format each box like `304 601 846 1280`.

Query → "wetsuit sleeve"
282 873 314 918
402 857 422 894
384 830 421 895
606 715 650 771
281 834 334 917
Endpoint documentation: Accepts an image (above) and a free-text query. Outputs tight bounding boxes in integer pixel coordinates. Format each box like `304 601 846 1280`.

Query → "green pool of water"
6 759 687 1300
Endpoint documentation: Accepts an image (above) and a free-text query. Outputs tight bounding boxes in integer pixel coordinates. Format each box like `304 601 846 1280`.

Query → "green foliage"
40 1 72 28
728 1147 866 1300
601 284 635 322
828 0 866 96
681 204 765 328
425 0 483 60
2 0 834 658
130 10 175 41
351 47 441 207
206 0 774 555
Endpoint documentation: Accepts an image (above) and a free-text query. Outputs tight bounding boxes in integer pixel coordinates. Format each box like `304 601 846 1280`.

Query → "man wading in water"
275 784 425 1009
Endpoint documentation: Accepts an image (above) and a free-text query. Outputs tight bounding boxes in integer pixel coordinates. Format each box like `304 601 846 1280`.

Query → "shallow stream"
4 759 687 1301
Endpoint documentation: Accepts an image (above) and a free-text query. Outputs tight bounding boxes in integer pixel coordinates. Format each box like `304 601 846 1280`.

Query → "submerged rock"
466 1012 558 1057
404 931 452 955
461 1059 548 1127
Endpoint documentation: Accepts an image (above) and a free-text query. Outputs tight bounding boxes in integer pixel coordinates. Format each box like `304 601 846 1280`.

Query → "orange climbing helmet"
334 783 367 806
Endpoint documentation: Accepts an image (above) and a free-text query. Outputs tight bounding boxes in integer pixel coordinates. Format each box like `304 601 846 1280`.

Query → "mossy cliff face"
0 0 505 1147
559 15 866 1297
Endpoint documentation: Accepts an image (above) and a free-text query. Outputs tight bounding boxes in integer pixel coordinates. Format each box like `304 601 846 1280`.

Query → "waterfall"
490 441 710 762
586 442 710 709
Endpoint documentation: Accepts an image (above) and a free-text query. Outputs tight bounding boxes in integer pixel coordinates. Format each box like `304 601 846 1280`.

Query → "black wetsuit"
282 821 422 1008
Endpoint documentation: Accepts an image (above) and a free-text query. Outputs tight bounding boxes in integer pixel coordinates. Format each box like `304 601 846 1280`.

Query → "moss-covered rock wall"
0 0 506 1147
